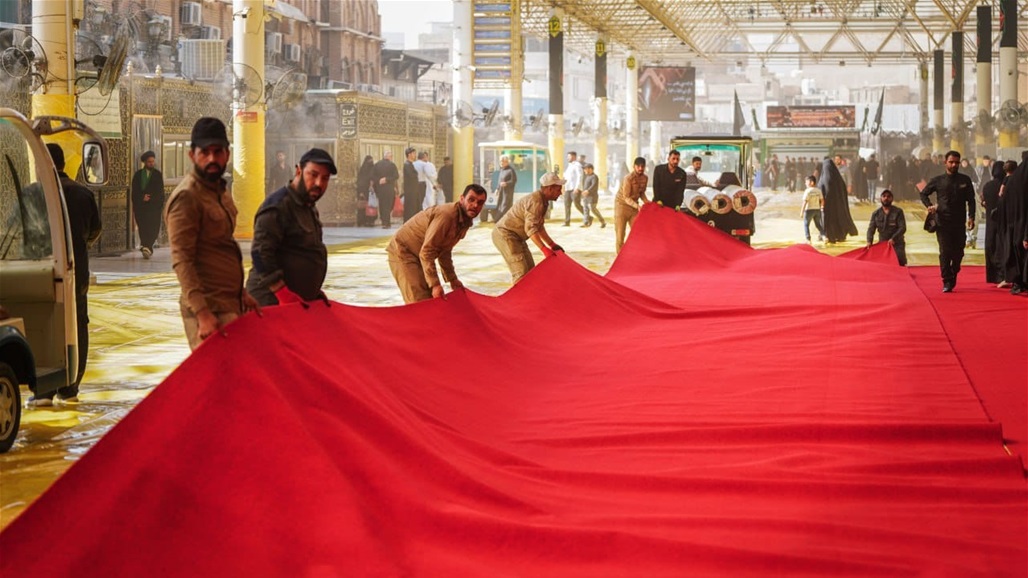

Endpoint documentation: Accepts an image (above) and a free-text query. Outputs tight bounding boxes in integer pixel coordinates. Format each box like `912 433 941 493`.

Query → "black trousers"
936 227 965 285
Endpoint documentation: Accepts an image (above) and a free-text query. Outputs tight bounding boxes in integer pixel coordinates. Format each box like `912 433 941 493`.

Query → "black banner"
638 66 695 121
766 106 856 128
977 6 991 63
999 0 1016 48
933 50 944 111
548 15 563 116
595 40 607 99
951 31 963 103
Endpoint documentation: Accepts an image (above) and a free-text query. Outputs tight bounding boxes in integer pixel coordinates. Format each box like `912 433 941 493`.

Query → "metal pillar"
933 49 945 154
919 61 929 147
625 54 639 166
452 0 474 193
950 31 964 155
31 0 79 175
547 11 564 175
998 0 1019 153
975 6 992 157
593 38 607 192
231 0 265 238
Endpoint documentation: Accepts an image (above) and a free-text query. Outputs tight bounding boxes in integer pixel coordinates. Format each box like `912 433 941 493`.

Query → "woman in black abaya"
818 158 858 243
981 161 1007 284
998 155 1028 294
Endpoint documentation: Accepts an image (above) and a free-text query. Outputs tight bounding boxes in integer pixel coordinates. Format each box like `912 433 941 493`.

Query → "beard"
295 178 323 202
197 162 224 183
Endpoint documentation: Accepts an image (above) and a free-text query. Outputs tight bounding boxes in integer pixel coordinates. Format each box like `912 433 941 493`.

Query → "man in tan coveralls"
493 172 566 284
165 117 261 350
387 183 489 303
614 156 650 254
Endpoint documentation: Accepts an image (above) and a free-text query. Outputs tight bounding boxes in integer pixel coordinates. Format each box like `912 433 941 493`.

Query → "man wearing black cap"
246 148 336 306
130 150 164 259
165 117 261 350
29 143 102 406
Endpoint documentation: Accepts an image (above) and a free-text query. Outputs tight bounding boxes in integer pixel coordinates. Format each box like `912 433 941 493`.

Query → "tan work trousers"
492 227 535 284
614 203 639 254
181 306 240 351
388 255 432 304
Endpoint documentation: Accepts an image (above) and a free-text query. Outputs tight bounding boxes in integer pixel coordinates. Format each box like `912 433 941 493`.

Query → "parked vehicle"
671 136 758 245
0 108 108 452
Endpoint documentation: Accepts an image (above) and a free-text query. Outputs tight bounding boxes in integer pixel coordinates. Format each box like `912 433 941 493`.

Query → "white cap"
540 172 566 187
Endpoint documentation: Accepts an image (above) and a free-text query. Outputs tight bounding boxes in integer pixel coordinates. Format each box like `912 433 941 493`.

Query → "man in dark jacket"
865 189 906 266
438 156 454 203
246 148 336 306
402 147 421 222
130 150 164 259
920 150 976 292
29 144 102 406
372 151 400 229
651 150 688 209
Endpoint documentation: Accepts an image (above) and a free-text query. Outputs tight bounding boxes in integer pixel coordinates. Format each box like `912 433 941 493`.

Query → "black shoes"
942 284 953 293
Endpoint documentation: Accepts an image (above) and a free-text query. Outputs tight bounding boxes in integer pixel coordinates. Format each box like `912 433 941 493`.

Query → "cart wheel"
0 362 21 453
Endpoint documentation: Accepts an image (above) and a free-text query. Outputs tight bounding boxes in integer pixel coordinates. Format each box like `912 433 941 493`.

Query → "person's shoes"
27 395 53 408
600 221 606 228
581 222 591 228
57 386 79 402
942 284 953 293
140 246 152 259
562 222 570 227
818 236 825 242
1011 285 1026 295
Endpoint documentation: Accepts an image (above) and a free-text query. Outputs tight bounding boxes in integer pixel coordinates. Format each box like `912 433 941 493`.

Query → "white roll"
686 193 711 216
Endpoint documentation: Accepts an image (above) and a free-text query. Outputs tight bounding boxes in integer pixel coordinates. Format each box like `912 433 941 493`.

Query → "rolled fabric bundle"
698 186 732 215
686 192 711 216
722 184 758 215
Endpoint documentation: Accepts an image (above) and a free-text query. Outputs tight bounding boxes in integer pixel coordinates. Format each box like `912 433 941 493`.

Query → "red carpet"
2 204 1025 577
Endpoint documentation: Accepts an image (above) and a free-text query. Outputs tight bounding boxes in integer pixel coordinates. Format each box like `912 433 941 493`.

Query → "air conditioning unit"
180 39 225 80
325 80 352 90
266 32 283 54
180 2 202 27
284 44 301 63
200 25 221 40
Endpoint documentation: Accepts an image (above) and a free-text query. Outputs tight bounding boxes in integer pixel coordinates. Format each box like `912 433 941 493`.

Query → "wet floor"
0 191 985 529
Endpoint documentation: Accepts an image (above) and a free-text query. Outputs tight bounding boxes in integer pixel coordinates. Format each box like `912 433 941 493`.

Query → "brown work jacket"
495 190 548 241
386 202 474 288
616 172 649 208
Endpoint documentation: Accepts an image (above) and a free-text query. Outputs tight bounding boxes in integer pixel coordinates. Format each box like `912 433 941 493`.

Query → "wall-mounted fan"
451 100 475 128
213 63 263 108
481 99 500 127
570 116 586 136
973 110 994 137
0 29 49 92
994 100 1024 132
525 108 545 132
266 68 307 110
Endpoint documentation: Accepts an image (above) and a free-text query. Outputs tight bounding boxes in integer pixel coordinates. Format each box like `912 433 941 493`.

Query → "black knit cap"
140 150 155 162
191 117 229 149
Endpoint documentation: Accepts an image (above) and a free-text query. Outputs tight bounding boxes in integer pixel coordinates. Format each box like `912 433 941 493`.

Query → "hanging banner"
638 66 695 122
766 106 857 129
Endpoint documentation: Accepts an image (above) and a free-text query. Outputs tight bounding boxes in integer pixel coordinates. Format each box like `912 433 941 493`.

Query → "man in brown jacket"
387 183 488 303
493 172 566 284
165 117 260 350
614 156 649 253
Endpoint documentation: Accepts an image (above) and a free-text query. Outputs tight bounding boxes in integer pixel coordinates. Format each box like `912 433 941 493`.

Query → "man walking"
580 163 605 228
246 148 337 306
29 144 102 406
387 184 488 303
920 150 976 292
652 150 688 210
438 156 454 203
865 153 880 202
496 155 517 220
493 173 566 284
866 189 907 266
800 175 825 243
372 151 399 229
130 150 164 259
562 151 583 226
614 157 649 253
165 117 260 350
268 150 292 191
402 147 421 222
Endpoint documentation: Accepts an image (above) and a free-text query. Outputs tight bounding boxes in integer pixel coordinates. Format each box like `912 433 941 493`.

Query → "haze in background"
379 0 454 49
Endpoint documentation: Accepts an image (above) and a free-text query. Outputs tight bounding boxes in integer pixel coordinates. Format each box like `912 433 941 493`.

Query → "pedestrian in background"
268 150 292 192
800 175 825 244
165 117 260 350
865 153 880 202
355 155 376 227
580 163 605 228
920 150 976 293
562 151 584 226
28 144 101 407
130 150 164 259
402 147 420 222
495 155 517 220
981 161 1006 285
866 189 907 266
246 148 336 306
614 156 649 254
387 184 488 303
372 150 399 229
494 173 565 284
438 156 454 203
819 157 858 243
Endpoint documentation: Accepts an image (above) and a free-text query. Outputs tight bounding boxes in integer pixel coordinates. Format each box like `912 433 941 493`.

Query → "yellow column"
32 0 80 176
231 0 266 238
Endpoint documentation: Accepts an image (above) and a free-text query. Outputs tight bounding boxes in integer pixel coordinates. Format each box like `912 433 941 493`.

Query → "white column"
453 0 475 191
625 55 639 165
594 96 607 192
649 121 661 163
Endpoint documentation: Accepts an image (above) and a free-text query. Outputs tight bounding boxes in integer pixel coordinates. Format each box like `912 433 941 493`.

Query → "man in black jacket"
402 147 421 222
865 189 906 266
246 148 336 306
130 150 164 259
372 151 400 229
651 150 688 209
920 150 976 292
29 144 102 406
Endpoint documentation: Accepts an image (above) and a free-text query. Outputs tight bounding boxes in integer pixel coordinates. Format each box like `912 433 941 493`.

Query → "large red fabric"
2 204 1026 577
